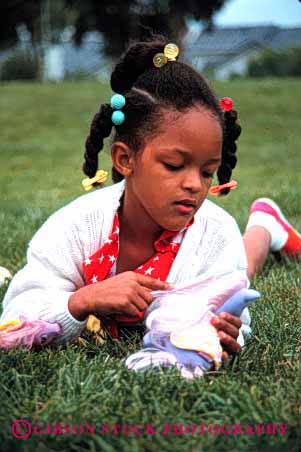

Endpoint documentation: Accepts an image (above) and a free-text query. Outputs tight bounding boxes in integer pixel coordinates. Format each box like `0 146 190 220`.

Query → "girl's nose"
181 170 202 193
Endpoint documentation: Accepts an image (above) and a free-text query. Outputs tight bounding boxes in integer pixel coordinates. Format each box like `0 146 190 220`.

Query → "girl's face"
126 106 223 232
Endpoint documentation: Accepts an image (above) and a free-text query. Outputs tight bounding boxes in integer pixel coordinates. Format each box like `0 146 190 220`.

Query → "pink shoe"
249 198 301 258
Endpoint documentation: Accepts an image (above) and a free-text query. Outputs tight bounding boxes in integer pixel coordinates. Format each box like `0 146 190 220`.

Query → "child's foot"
247 198 301 258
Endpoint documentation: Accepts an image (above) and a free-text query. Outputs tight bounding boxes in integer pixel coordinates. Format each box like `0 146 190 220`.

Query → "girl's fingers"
136 274 172 290
218 312 242 328
221 351 230 361
211 315 240 339
122 302 140 317
131 294 149 312
138 286 154 305
218 331 242 355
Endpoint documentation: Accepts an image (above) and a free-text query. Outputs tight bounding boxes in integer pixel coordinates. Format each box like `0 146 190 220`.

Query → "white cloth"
147 271 249 333
126 271 252 378
0 180 249 344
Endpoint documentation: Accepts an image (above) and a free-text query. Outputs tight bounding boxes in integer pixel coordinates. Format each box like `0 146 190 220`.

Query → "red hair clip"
209 180 238 196
220 97 233 112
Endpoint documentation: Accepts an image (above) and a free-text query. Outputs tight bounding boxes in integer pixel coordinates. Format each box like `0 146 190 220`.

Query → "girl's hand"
69 271 172 321
210 312 242 360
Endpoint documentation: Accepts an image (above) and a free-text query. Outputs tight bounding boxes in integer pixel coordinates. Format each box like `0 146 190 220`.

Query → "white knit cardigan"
1 180 250 344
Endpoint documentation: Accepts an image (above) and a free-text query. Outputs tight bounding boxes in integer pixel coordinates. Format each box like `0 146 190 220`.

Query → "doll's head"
83 36 241 230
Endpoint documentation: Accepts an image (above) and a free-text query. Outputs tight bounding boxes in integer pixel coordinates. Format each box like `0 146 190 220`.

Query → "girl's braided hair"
83 35 241 195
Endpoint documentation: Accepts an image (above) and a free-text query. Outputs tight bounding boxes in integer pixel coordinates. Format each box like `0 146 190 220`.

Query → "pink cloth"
0 318 61 350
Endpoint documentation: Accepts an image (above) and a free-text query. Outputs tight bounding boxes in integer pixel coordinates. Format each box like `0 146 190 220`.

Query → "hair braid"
217 109 241 195
83 104 113 178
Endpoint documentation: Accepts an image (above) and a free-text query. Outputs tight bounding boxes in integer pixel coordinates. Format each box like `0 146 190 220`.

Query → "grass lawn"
0 79 300 451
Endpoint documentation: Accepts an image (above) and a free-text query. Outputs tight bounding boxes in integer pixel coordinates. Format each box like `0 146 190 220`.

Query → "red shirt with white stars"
83 212 194 338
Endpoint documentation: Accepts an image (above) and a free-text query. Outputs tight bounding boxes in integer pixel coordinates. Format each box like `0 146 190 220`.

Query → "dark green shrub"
0 49 40 81
248 46 301 77
63 68 94 81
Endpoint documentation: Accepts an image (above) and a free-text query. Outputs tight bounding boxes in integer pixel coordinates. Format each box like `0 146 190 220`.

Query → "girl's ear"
111 142 135 177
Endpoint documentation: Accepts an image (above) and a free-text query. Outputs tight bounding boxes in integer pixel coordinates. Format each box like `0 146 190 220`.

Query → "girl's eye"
164 163 183 171
202 171 214 179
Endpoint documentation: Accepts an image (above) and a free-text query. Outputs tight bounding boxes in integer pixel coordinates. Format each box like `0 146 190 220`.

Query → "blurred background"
0 0 301 216
0 0 301 215
0 0 301 81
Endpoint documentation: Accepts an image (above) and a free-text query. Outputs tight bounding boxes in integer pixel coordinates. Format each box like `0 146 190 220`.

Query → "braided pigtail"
110 37 169 183
83 36 167 184
217 109 241 195
83 104 113 178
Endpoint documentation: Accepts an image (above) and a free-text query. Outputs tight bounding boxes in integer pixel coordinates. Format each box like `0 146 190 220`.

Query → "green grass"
0 79 300 451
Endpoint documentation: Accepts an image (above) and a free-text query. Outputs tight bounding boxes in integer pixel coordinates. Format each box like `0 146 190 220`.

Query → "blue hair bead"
111 110 125 125
110 94 126 110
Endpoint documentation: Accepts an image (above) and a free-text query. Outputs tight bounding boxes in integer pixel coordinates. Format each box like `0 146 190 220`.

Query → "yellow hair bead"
153 52 168 68
164 43 179 61
153 43 180 68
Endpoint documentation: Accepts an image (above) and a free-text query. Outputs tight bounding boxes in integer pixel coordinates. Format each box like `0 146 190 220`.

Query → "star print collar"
83 212 194 285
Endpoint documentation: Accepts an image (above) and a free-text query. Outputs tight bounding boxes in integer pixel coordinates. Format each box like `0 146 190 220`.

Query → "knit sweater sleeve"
209 213 251 347
193 201 251 348
0 202 97 344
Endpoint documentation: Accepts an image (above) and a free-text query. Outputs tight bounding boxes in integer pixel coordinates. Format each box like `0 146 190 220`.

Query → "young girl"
1 37 300 360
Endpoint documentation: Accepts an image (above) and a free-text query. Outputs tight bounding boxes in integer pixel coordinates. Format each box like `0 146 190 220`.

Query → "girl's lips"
173 202 195 215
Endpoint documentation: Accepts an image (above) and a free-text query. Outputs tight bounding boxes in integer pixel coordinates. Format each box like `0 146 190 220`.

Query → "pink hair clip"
209 180 238 196
220 97 233 112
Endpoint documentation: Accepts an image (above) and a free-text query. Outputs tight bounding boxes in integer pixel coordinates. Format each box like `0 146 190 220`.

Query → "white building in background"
44 25 301 80
0 27 109 81
44 31 109 81
184 26 301 79
44 45 64 80
1 25 301 81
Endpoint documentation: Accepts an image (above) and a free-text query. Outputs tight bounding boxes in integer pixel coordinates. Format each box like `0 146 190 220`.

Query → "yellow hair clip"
153 43 179 68
82 169 108 191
